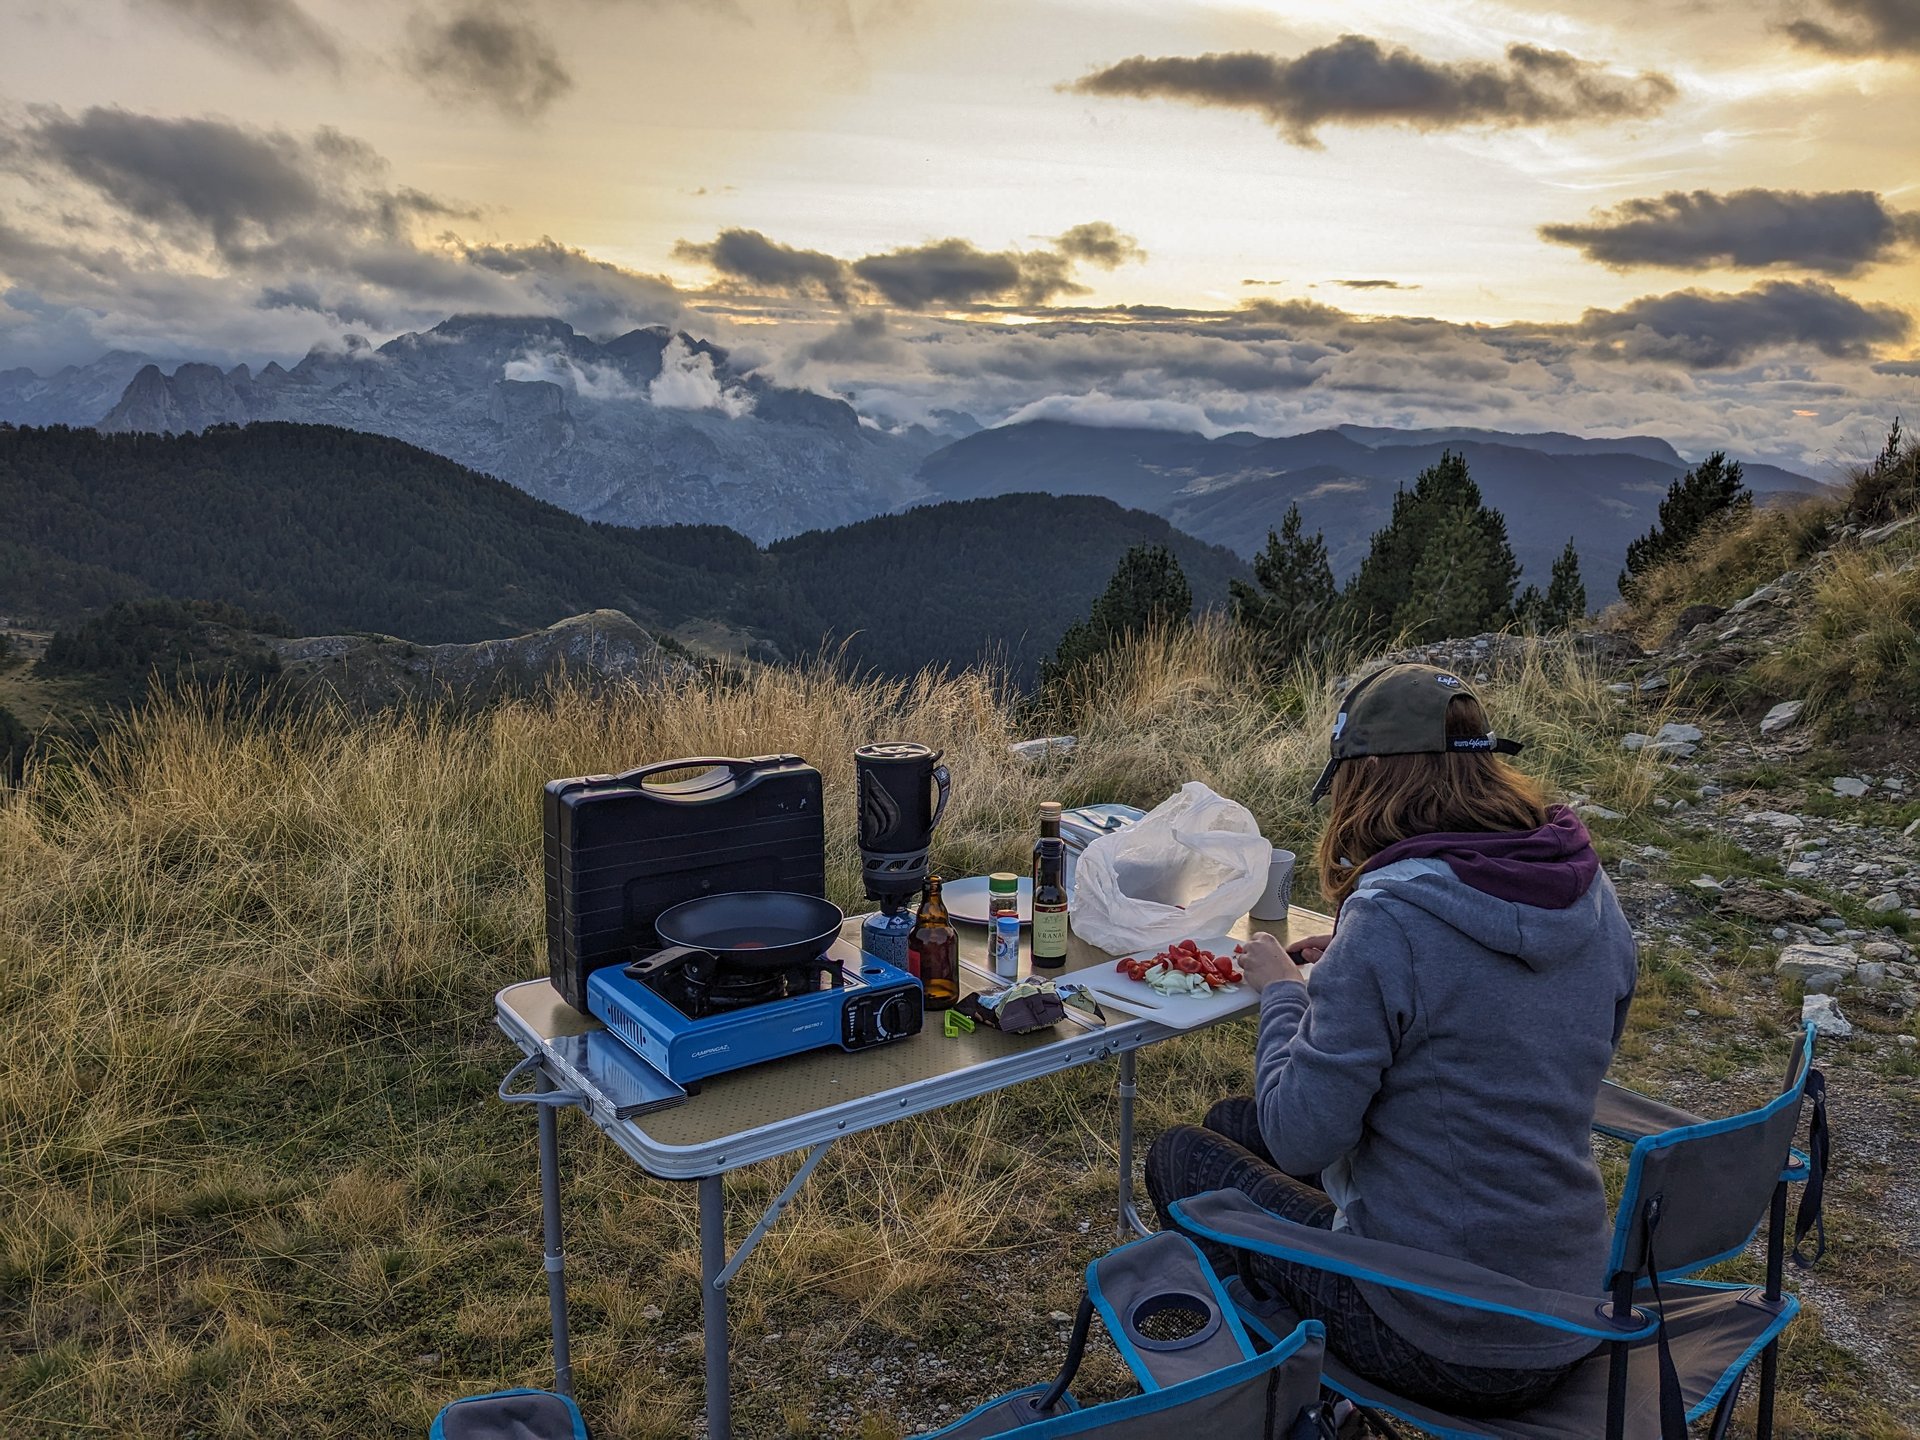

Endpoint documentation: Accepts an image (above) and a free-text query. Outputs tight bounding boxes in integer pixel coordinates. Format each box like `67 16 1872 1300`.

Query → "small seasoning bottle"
909 876 960 1011
993 914 1022 981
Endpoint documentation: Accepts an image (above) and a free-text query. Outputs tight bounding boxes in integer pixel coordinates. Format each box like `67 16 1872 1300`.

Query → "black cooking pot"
652 890 846 971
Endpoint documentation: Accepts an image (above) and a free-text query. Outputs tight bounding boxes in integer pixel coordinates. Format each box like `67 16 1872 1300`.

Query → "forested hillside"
0 423 757 640
0 424 1246 684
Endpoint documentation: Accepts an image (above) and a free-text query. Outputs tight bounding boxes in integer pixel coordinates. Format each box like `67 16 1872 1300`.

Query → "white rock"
1759 700 1807 735
1656 722 1704 745
1691 876 1725 893
1897 1034 1918 1049
1858 961 1890 989
1608 682 1633 695
1904 816 1920 841
1776 943 1858 987
1752 810 1802 828
1832 776 1870 798
1801 993 1853 1039
1008 735 1077 763
1867 891 1904 913
1863 940 1905 962
1622 733 1650 752
1786 861 1817 877
1639 674 1670 693
1578 803 1625 822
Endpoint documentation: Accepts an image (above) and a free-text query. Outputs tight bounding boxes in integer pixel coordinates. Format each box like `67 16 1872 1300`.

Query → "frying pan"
652 890 846 972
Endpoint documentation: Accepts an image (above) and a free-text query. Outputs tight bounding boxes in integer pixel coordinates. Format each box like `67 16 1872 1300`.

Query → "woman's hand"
1239 931 1306 991
1286 932 1334 966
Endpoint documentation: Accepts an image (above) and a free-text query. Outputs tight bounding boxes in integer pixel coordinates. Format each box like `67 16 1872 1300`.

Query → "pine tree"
1046 543 1191 682
1230 502 1338 660
1545 538 1586 627
1345 451 1520 644
1620 452 1751 594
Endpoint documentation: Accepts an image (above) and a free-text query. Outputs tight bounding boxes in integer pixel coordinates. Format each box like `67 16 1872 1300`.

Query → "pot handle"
929 763 951 834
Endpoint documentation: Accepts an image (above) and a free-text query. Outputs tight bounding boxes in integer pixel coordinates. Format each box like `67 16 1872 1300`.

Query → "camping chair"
914 1228 1331 1438
1173 1022 1829 1440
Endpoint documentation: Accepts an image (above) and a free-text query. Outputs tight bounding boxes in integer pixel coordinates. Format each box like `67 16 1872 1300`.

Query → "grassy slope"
3 625 1908 1437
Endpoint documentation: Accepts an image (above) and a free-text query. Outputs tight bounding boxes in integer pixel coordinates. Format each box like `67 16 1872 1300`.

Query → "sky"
0 0 1916 471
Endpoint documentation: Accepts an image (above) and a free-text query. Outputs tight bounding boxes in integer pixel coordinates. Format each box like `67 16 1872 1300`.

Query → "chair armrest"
1592 1080 1705 1142
1169 1189 1659 1343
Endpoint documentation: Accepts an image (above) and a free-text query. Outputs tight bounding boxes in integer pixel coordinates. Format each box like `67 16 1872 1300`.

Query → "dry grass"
0 625 1880 1435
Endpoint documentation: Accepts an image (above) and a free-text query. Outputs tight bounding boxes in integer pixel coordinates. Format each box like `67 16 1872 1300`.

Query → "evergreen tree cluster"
1619 452 1751 595
1042 544 1194 684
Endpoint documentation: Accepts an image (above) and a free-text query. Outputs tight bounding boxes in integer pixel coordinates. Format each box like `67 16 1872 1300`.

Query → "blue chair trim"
1170 1202 1658 1343
1085 1232 1257 1392
1605 1025 1817 1279
914 1383 1081 1438
428 1389 588 1440
1679 1284 1801 1422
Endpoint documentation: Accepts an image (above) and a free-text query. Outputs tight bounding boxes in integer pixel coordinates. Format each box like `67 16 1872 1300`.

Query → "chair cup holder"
1126 1290 1224 1352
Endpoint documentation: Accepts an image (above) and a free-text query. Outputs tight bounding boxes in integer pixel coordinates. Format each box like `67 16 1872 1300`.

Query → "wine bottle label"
1033 904 1068 958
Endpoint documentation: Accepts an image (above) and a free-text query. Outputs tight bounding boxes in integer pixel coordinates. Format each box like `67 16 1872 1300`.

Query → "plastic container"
987 872 1020 928
994 914 1022 981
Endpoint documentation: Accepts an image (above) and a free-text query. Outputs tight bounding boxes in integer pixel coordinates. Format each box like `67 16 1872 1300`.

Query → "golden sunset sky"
2 0 1916 468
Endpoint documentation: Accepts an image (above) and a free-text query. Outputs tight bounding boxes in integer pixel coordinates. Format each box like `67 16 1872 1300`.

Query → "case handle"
615 755 799 798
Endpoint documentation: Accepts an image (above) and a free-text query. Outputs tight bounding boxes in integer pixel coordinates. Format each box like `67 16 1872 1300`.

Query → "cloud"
136 0 343 73
997 391 1237 437
503 343 647 401
0 109 686 367
672 228 852 303
1334 278 1419 290
802 310 903 365
1 106 458 266
852 238 1083 307
1067 36 1676 146
1051 222 1146 269
1871 358 1920 376
648 335 755 416
1572 279 1911 366
1541 188 1920 275
1784 0 1920 56
672 222 1147 311
406 4 574 119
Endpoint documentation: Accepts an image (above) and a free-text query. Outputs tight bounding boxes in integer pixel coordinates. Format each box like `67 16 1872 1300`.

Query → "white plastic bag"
1068 782 1273 956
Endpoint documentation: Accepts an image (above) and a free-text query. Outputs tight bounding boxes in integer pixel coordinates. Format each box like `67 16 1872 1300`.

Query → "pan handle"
626 945 717 984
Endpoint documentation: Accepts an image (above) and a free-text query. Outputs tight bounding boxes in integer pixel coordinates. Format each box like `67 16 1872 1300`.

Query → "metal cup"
1249 849 1296 922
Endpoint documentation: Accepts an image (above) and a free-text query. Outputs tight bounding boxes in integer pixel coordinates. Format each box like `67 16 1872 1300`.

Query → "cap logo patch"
1435 673 1464 688
1331 711 1349 741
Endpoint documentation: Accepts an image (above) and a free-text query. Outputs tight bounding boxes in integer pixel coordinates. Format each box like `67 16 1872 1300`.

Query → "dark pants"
1146 1097 1579 1417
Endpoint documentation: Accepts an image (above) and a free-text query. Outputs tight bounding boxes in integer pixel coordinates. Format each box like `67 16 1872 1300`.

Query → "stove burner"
626 945 843 1021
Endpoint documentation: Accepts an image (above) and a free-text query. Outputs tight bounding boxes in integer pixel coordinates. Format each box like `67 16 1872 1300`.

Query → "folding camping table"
494 906 1326 1440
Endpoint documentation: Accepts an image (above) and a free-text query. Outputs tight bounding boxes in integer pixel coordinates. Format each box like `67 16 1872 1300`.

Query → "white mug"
1249 850 1296 922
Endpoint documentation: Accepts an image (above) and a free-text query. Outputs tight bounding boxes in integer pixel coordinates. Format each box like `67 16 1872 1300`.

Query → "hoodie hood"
1359 804 1597 908
1349 805 1605 971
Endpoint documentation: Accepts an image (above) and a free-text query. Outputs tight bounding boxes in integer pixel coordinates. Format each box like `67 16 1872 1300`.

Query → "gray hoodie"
1254 849 1638 1369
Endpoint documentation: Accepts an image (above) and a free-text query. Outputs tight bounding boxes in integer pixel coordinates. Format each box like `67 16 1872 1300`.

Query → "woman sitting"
1146 662 1637 1416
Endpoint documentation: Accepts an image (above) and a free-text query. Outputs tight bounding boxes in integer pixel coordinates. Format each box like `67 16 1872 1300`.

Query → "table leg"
535 1076 574 1397
699 1173 732 1440
1116 1048 1148 1238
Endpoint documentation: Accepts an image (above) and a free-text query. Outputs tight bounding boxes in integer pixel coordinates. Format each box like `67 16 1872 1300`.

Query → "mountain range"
53 317 936 542
914 421 1823 603
0 315 1825 600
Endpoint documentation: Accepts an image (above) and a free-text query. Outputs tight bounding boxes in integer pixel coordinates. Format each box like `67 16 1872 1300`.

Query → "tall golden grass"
0 625 1690 1435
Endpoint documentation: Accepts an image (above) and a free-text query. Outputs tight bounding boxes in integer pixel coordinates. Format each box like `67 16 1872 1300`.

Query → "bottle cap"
988 872 1018 892
996 915 1021 935
1039 801 1063 817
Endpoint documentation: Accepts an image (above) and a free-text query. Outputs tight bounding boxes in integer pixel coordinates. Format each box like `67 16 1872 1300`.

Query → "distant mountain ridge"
0 423 1246 682
915 420 1824 603
83 315 936 541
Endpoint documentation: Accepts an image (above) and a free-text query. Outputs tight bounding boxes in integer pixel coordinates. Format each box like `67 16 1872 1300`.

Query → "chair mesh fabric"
1608 1033 1813 1280
1316 1281 1798 1440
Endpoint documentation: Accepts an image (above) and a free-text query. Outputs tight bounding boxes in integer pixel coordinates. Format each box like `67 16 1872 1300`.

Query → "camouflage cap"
1308 662 1524 803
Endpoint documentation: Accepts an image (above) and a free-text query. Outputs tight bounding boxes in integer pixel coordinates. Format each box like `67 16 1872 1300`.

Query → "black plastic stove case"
544 755 827 1013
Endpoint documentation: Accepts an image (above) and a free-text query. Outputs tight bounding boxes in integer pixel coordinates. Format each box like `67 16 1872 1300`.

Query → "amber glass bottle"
1031 801 1069 968
909 875 960 1011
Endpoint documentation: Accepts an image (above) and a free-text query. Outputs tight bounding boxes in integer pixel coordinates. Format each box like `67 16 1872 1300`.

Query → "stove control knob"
872 991 915 1042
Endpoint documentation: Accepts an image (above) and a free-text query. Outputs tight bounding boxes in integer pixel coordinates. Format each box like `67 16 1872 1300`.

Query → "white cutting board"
1059 935 1260 1030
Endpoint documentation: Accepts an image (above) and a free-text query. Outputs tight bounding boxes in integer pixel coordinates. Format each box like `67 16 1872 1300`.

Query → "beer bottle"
909 875 960 1010
1031 802 1069 969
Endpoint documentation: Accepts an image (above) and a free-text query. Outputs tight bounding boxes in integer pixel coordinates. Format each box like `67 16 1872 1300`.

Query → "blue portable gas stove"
587 938 923 1087
545 755 925 1090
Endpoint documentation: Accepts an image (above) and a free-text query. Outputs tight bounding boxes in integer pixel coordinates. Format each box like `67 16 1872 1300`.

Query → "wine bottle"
1031 802 1069 968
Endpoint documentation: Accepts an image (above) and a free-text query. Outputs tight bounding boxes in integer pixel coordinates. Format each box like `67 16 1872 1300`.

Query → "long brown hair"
1317 693 1547 909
